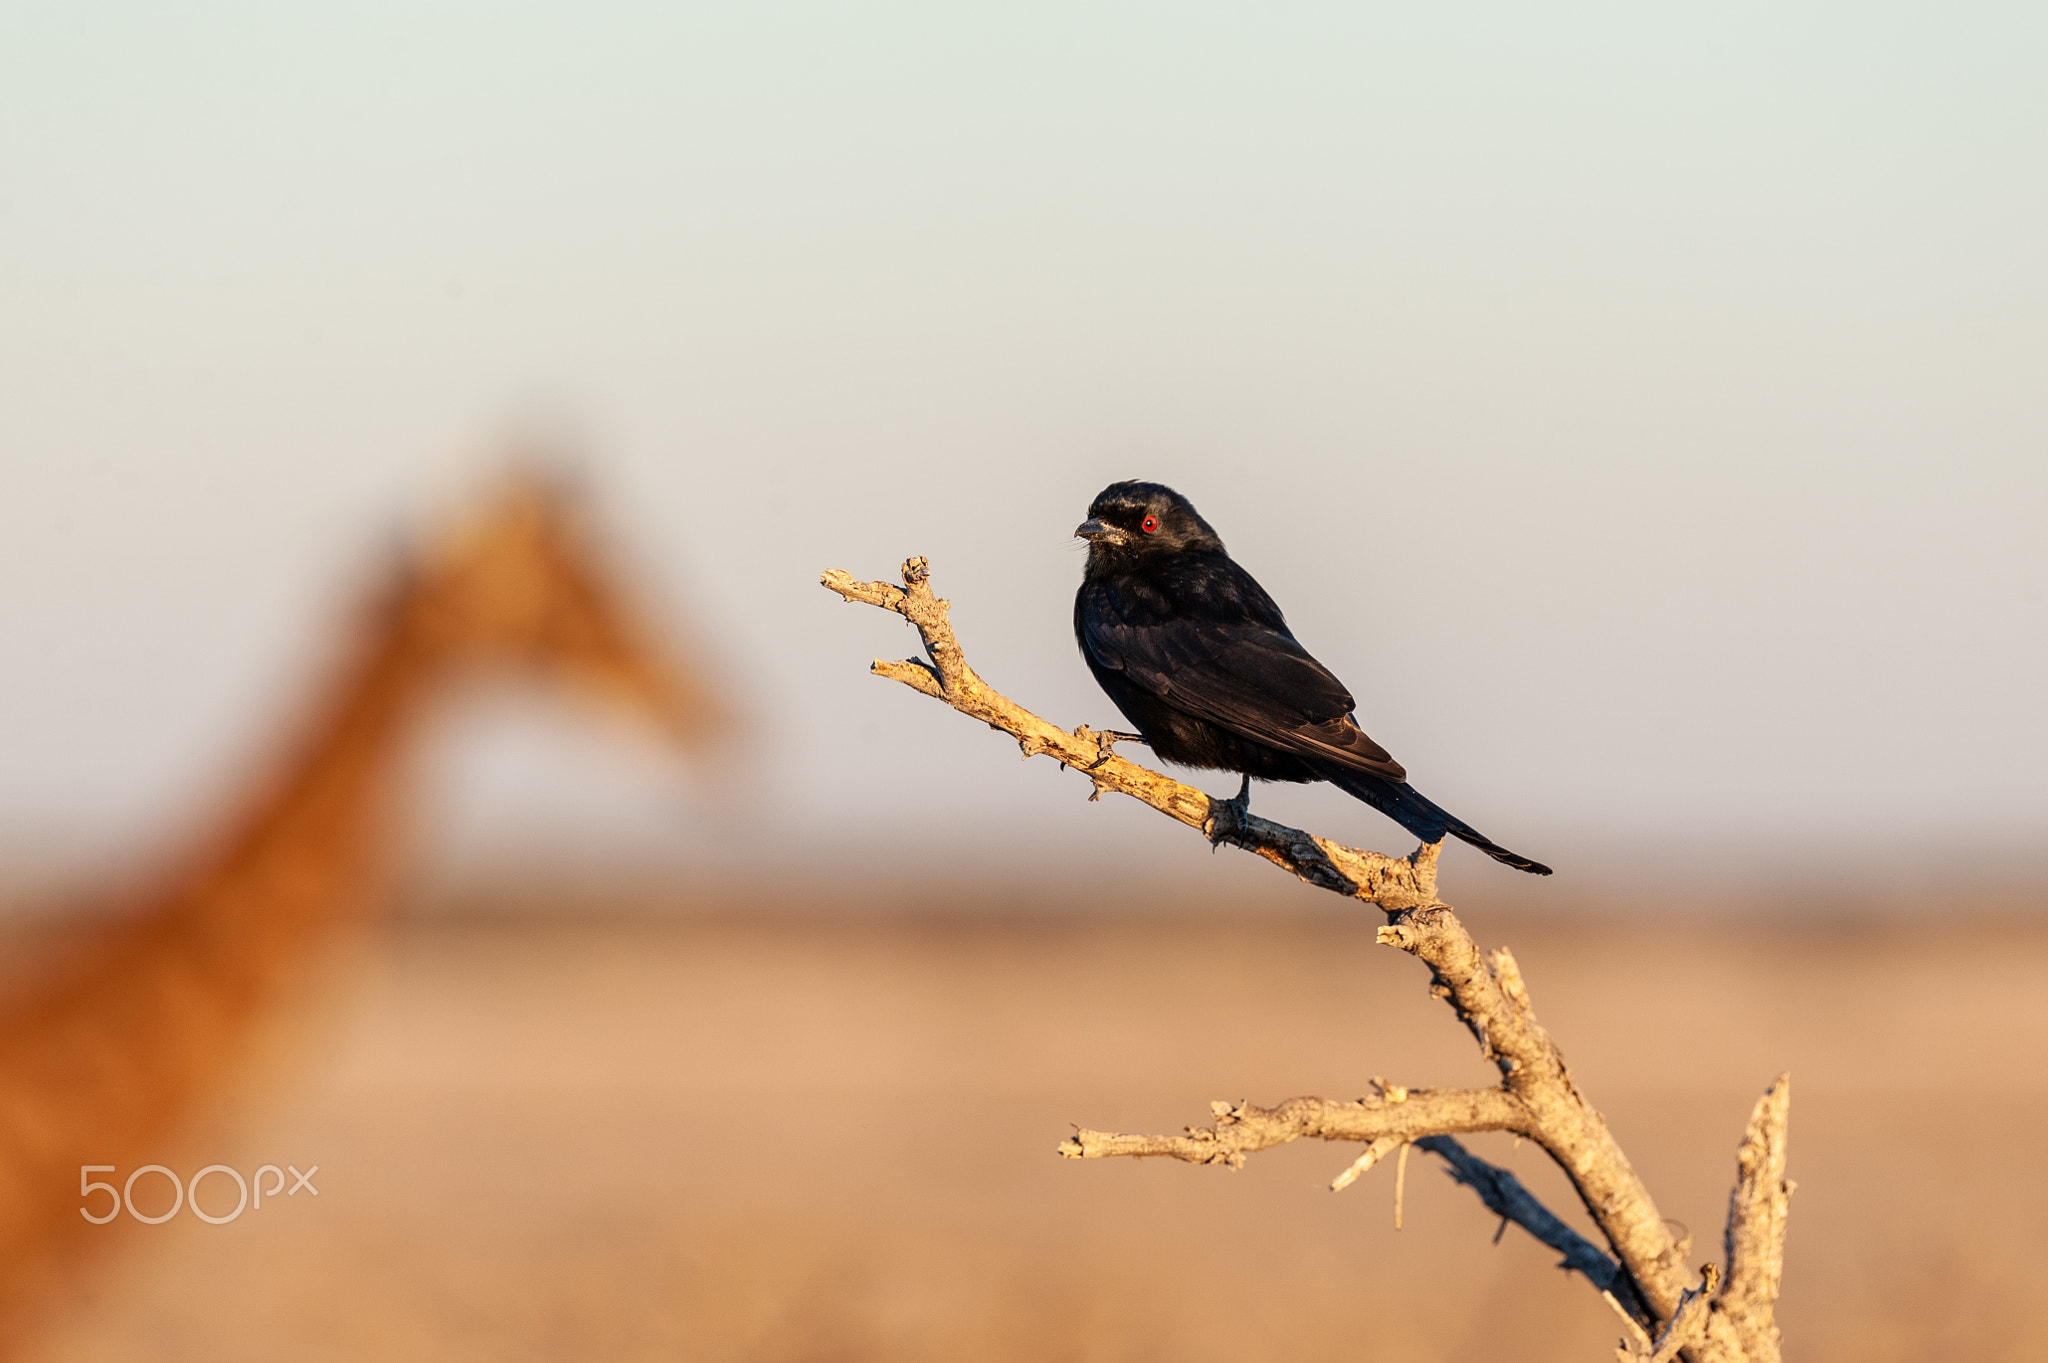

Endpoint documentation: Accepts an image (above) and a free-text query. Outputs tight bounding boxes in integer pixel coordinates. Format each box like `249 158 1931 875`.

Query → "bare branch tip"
1393 1140 1412 1230
1329 1135 1401 1193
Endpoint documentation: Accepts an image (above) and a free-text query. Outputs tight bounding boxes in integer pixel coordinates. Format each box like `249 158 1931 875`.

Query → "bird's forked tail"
1311 762 1552 876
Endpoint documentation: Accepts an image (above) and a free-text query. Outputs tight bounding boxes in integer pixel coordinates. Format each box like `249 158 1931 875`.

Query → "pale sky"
2 4 2043 900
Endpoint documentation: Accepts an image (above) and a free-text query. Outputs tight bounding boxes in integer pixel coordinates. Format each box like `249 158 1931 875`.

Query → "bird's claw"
1075 726 1146 770
1203 774 1254 844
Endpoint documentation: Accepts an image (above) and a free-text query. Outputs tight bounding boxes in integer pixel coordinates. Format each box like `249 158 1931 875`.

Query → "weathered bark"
1709 1077 1793 1362
824 557 1794 1361
1062 1087 1525 1167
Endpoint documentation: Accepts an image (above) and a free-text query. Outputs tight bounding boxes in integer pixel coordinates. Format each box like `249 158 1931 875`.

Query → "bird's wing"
1081 611 1408 781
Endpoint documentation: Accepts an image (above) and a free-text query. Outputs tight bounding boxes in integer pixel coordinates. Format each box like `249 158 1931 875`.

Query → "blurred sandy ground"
3 890 2039 1363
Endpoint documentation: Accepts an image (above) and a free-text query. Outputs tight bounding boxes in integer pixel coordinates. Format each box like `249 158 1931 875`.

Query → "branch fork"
823 557 1793 1362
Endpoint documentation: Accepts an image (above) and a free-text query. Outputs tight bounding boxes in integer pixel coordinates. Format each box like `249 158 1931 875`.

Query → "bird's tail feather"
1312 762 1553 876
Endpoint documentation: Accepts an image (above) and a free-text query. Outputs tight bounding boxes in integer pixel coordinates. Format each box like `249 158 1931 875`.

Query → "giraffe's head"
393 475 728 749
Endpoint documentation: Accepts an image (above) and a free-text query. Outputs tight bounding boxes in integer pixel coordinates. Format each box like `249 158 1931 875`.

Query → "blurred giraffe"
0 476 726 1337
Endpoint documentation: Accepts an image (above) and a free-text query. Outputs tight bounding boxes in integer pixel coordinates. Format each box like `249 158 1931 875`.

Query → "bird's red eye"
1141 515 1159 534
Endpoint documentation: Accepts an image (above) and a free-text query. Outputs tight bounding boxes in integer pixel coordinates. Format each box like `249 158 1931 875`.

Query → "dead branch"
1707 1077 1793 1362
1059 1087 1523 1167
822 557 1793 1362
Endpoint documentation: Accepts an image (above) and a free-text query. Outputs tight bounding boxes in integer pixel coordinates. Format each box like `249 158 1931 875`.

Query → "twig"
1621 1265 1721 1363
1058 1089 1523 1168
1329 1136 1401 1192
1394 1140 1411 1230
822 557 1792 1362
1606 1291 1655 1354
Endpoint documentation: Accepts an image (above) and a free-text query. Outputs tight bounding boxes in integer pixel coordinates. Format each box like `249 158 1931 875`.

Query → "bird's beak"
1074 518 1129 545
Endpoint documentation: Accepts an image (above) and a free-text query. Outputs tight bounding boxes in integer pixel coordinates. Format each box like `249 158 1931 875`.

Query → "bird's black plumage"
1073 480 1551 875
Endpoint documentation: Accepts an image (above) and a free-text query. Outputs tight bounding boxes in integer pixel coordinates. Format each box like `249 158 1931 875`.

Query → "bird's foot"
1074 726 1146 770
1203 774 1254 844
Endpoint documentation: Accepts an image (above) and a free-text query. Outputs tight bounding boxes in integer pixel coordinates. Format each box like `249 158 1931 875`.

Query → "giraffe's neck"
182 599 436 937
0 583 447 1301
0 480 714 1340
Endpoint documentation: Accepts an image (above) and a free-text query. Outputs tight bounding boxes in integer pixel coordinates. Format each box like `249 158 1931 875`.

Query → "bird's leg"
1076 726 1147 769
1204 773 1254 844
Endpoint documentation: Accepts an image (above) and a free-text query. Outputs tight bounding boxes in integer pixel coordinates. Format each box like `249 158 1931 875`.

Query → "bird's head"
1075 481 1224 572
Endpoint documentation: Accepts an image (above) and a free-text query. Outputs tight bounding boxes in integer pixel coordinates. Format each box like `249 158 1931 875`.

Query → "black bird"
1073 480 1551 875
